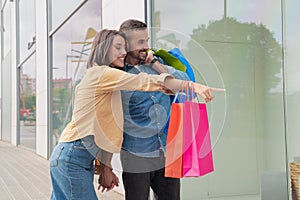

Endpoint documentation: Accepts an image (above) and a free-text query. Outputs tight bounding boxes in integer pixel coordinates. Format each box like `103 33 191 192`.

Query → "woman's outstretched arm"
164 78 225 102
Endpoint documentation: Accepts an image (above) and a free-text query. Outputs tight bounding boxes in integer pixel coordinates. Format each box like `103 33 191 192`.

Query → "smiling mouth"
140 51 147 57
140 50 147 53
115 57 124 63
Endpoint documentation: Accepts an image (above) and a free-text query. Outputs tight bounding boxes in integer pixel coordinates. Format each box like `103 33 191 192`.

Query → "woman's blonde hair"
87 29 126 69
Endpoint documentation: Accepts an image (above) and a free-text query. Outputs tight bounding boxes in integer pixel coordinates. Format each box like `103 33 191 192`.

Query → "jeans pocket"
50 144 64 167
70 141 96 169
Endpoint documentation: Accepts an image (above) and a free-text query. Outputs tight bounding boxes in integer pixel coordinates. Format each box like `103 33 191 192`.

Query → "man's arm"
150 58 190 80
145 50 190 80
149 58 168 74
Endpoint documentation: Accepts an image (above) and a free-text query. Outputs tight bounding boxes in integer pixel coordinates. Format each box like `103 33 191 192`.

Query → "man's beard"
127 49 147 62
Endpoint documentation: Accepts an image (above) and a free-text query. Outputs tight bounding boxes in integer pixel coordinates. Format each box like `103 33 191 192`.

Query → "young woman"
49 29 223 200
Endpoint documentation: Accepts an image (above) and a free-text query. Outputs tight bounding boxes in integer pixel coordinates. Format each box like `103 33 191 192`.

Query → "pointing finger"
210 87 226 92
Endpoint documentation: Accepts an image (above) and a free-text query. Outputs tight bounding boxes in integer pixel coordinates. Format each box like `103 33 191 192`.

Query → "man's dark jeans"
121 150 180 200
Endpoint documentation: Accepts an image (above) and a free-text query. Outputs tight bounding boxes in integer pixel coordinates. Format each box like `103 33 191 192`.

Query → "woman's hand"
192 82 225 102
98 166 119 192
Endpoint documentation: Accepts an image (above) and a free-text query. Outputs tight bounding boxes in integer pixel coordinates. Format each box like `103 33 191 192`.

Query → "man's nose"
143 42 149 50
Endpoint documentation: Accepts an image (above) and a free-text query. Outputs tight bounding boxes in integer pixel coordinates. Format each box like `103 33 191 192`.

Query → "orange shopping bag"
164 95 184 178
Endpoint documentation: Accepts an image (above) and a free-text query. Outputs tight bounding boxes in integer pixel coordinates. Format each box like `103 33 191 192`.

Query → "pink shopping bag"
182 101 214 177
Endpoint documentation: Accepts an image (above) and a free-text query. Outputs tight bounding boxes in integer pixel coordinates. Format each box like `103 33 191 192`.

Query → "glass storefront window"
49 0 86 31
153 0 286 199
102 0 144 28
18 0 35 63
286 0 300 177
50 0 101 150
2 1 11 58
1 1 12 142
19 53 36 150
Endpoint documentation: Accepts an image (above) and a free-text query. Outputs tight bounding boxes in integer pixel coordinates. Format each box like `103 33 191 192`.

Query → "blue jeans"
50 136 99 200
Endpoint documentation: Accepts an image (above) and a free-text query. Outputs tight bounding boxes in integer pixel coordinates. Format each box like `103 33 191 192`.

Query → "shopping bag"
168 48 195 82
153 49 187 72
165 94 184 178
165 91 214 178
94 159 101 174
182 102 214 177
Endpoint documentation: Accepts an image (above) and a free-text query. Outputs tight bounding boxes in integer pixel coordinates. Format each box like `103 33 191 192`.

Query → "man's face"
126 29 150 63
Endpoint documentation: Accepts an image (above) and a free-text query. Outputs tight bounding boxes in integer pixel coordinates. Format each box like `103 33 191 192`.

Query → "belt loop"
73 138 82 146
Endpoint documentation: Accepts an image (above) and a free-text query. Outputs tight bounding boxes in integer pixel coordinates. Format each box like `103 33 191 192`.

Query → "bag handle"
172 80 188 103
172 81 201 103
184 81 200 103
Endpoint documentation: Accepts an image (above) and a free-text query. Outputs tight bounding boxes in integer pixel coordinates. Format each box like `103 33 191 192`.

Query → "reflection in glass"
50 0 85 31
153 0 286 199
19 54 36 151
285 1 300 183
18 0 36 63
51 0 101 150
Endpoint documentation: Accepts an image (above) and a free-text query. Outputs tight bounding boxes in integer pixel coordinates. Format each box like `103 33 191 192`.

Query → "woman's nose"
121 47 127 54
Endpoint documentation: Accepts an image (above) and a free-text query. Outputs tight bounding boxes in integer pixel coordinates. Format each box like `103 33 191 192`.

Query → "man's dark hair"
119 19 147 32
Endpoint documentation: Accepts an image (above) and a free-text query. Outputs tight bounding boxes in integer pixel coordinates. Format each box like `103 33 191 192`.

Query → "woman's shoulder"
85 65 125 82
85 65 112 75
87 65 109 71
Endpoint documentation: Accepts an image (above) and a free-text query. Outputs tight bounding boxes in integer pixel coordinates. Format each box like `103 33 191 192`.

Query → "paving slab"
0 141 124 200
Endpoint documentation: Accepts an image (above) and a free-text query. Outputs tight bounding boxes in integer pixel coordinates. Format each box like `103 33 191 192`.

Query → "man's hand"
145 49 155 64
97 165 119 192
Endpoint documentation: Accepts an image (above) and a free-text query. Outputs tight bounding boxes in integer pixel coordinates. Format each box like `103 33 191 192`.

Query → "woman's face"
109 35 127 68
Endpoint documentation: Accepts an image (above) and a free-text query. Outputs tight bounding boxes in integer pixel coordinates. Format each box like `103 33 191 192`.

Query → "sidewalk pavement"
0 141 124 200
